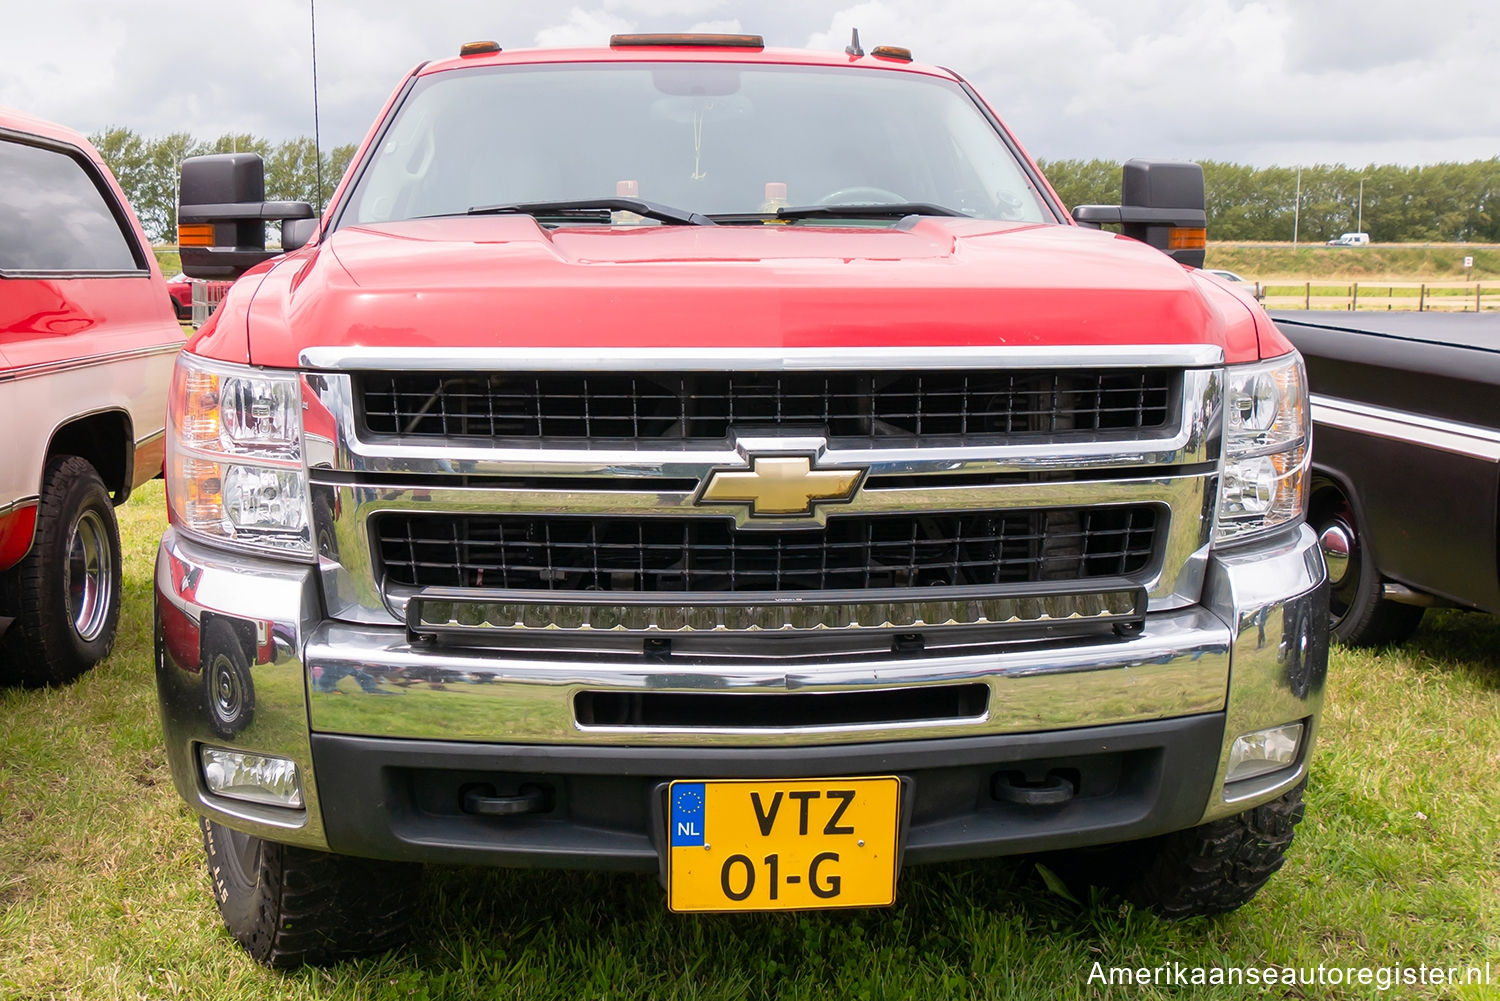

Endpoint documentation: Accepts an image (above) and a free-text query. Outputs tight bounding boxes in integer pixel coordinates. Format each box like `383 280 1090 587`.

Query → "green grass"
1207 243 1500 282
3 482 1498 999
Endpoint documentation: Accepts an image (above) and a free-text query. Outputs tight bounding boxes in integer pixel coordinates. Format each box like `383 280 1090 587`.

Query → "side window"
0 137 142 274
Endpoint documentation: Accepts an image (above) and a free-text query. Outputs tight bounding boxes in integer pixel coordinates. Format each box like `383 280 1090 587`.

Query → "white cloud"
804 0 1500 164
602 0 728 14
0 0 1494 166
686 18 745 33
533 7 637 48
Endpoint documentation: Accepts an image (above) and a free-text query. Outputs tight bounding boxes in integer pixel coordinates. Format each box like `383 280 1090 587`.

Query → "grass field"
1206 243 1500 282
3 483 1499 999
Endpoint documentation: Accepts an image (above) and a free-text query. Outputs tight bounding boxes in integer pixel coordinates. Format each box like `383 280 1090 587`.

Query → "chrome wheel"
1309 477 1423 646
209 651 248 726
65 508 113 643
1318 520 1354 587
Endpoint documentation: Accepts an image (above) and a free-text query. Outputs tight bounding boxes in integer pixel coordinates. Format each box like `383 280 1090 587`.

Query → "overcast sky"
2 0 1495 166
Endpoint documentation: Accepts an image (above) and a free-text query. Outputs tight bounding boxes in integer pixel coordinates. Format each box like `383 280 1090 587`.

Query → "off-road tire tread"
0 455 120 686
1115 782 1306 918
202 818 421 968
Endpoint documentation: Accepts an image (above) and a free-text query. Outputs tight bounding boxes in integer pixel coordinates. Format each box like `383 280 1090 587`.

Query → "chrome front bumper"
155 523 1327 854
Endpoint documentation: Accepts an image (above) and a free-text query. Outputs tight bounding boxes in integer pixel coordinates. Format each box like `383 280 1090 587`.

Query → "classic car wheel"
0 455 121 686
202 619 256 738
1310 479 1423 646
201 817 421 968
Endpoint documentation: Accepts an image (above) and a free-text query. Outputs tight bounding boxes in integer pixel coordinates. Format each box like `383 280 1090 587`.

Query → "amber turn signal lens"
178 223 214 247
1168 227 1207 251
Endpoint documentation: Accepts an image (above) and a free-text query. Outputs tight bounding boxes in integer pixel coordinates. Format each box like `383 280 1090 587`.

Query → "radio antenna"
845 28 863 57
310 0 325 213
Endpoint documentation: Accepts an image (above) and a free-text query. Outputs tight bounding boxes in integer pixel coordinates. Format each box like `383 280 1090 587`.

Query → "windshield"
340 62 1054 225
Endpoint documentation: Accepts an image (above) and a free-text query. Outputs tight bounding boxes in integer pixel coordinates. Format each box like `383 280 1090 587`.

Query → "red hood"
224 216 1268 368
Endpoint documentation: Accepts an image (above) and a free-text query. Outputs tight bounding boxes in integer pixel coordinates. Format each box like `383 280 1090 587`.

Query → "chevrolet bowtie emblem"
698 455 865 517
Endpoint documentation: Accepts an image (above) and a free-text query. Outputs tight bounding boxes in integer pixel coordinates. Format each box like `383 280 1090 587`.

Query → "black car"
1274 310 1500 644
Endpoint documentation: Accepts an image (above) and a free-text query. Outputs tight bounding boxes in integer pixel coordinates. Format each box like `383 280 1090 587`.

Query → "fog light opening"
1226 721 1304 784
200 746 304 809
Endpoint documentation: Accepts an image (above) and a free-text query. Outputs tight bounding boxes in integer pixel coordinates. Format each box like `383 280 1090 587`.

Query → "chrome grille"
358 369 1175 442
375 507 1160 593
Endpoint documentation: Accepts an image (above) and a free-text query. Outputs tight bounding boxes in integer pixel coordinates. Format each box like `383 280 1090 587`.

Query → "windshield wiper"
713 203 971 224
467 197 716 226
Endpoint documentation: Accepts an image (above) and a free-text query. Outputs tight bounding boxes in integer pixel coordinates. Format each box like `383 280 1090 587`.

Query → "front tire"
0 455 121 686
201 817 421 967
1107 782 1307 917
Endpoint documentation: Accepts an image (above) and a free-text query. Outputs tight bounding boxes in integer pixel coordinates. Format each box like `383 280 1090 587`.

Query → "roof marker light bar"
610 33 765 49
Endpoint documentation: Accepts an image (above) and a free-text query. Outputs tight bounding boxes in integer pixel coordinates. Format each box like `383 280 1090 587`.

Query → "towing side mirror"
281 217 319 252
1071 159 1207 268
177 153 314 279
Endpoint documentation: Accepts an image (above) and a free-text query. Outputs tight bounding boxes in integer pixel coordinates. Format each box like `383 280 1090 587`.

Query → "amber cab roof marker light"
609 33 765 49
459 40 501 57
871 45 913 62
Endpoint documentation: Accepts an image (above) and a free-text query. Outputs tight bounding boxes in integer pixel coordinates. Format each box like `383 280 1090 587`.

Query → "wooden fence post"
1352 282 1359 310
1418 284 1425 311
1305 281 1311 309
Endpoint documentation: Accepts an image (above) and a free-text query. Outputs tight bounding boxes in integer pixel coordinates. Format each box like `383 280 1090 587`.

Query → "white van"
1326 232 1371 247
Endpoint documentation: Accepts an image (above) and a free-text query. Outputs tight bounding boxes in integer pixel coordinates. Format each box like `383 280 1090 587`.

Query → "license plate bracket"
665 776 902 913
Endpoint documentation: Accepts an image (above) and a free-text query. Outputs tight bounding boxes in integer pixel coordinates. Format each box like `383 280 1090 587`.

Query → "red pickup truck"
154 36 1328 966
1 107 183 685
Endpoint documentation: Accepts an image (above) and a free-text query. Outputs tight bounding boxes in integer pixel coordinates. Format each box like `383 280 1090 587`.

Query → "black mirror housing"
178 153 315 279
281 217 319 252
1071 158 1207 268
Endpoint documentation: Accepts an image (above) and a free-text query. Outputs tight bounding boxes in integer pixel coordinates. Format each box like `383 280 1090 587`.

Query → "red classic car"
0 106 184 684
165 272 193 321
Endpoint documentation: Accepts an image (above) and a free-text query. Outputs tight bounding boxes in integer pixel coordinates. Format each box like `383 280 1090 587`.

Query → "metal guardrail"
189 281 232 328
1256 281 1496 312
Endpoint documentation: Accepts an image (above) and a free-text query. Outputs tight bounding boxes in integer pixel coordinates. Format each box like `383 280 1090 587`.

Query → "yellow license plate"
666 777 901 912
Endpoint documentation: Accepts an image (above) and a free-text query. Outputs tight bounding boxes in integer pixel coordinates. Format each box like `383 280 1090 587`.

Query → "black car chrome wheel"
1310 478 1423 646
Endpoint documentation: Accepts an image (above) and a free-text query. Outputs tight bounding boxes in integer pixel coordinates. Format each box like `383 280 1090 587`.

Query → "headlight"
1215 353 1310 544
166 353 311 556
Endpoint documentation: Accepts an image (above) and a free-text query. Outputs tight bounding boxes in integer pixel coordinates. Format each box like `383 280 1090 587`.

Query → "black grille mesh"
377 507 1159 593
359 370 1174 442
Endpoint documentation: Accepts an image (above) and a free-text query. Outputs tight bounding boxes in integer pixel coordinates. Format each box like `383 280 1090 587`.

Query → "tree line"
88 127 1500 245
89 128 357 244
1039 158 1500 244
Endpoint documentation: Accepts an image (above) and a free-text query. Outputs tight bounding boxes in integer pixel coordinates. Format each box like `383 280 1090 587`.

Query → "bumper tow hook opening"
992 771 1077 807
462 784 553 817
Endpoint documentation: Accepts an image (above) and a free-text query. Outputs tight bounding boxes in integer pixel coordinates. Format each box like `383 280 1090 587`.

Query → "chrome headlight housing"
1215 352 1310 544
166 353 311 557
